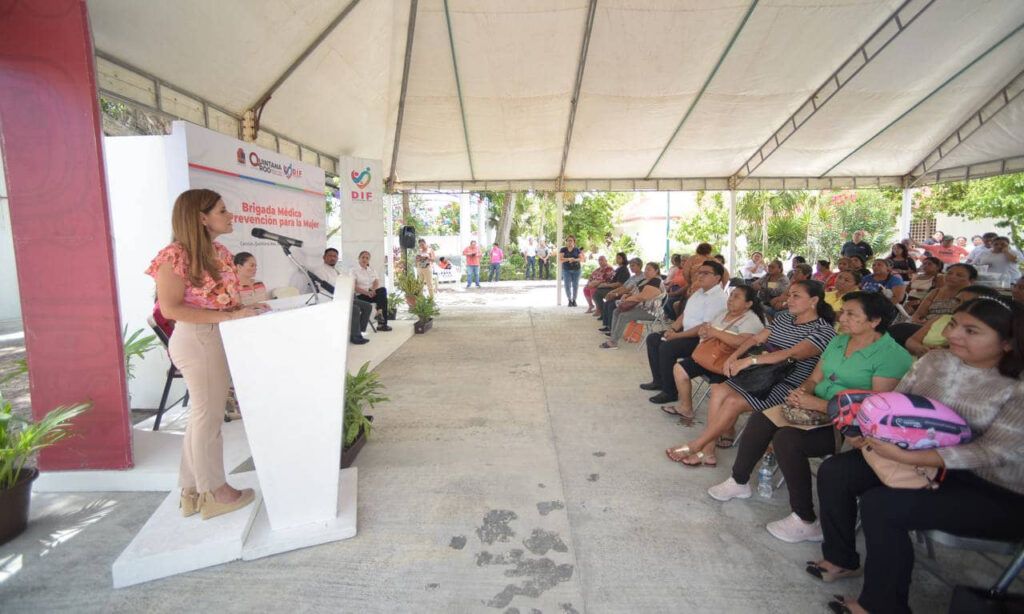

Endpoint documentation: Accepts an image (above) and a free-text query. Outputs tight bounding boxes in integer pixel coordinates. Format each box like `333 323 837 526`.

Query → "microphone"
251 227 303 248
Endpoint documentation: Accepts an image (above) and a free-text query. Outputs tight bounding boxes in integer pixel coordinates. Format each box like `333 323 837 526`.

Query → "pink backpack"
828 391 971 450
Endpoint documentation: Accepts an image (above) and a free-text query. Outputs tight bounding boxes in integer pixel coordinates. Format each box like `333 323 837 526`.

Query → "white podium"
220 282 358 559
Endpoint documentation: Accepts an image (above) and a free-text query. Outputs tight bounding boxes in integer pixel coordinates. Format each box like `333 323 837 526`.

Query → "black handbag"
729 357 797 399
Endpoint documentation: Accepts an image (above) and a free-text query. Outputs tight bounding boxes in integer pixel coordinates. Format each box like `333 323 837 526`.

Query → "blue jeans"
562 268 580 301
488 263 501 282
466 265 480 286
526 256 536 280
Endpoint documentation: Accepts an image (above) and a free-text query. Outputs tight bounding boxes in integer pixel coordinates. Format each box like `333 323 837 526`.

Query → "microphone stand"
279 243 331 305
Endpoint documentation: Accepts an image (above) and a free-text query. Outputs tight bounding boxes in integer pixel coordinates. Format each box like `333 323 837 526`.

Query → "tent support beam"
555 192 564 306
729 0 934 187
387 0 420 193
558 0 598 190
248 0 363 131
645 0 759 180
910 154 1024 185
443 0 475 180
905 68 1024 188
391 175 904 193
820 22 1024 178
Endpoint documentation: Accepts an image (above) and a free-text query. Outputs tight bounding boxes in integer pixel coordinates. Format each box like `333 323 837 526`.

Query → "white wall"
0 159 22 330
105 132 191 409
933 213 1006 243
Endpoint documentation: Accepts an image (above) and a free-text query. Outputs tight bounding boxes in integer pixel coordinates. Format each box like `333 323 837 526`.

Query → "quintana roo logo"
351 167 371 189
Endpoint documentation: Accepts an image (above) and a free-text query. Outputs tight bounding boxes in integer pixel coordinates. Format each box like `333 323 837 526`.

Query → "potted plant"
397 273 424 308
340 361 388 468
410 295 440 334
123 326 161 381
386 291 403 321
0 373 90 544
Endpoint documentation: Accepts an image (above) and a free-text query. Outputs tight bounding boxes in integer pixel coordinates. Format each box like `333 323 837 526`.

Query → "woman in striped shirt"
666 280 836 466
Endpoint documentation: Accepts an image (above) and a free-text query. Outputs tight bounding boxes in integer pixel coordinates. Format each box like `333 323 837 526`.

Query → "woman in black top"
559 236 583 306
886 243 917 281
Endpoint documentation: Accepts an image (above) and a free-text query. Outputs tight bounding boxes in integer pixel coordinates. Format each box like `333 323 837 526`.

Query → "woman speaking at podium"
146 189 266 520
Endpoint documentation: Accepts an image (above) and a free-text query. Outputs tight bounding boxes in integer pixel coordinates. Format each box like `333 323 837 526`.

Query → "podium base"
111 472 262 588
242 468 358 560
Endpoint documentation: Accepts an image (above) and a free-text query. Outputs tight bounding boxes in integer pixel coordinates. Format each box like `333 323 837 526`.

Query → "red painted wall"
0 0 132 469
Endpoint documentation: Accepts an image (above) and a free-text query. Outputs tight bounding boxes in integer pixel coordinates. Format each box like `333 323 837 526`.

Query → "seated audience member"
824 270 862 313
905 256 944 314
974 236 1021 281
740 252 768 280
965 231 998 264
708 292 911 543
787 256 808 281
352 250 392 332
812 260 831 283
233 252 267 305
665 280 836 466
599 258 643 329
752 260 789 314
808 297 1024 614
886 243 916 281
682 243 715 287
1014 276 1024 303
582 255 615 314
847 254 871 278
931 234 969 267
642 260 729 403
601 262 664 350
712 254 732 287
768 263 812 317
824 257 850 291
661 285 766 422
663 254 690 319
860 259 906 305
437 256 452 270
665 253 684 283
593 252 630 318
889 263 978 346
904 284 1001 357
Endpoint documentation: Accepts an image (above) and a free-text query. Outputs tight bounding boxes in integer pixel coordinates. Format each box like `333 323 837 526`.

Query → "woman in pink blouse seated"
233 252 268 305
147 189 266 521
583 254 615 313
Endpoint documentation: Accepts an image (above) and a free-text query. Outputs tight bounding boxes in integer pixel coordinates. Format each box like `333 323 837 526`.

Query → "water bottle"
757 452 776 498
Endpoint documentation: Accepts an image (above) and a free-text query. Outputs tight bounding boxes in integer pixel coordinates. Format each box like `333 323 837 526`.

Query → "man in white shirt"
351 250 392 331
311 248 372 345
523 238 538 280
643 260 729 404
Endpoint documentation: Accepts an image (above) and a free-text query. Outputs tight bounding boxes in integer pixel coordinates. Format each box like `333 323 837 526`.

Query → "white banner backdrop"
183 122 326 292
338 156 385 279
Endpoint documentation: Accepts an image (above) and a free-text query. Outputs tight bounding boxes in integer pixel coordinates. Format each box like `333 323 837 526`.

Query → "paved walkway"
0 282 1010 612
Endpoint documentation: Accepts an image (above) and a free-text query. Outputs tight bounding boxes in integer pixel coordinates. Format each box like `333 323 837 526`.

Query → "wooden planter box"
340 416 373 469
414 318 433 334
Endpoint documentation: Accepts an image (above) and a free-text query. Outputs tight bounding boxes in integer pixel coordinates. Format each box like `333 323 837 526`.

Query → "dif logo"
236 147 246 165
350 166 373 200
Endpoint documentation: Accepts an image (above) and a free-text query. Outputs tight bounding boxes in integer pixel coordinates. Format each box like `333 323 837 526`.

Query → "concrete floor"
0 280 1016 612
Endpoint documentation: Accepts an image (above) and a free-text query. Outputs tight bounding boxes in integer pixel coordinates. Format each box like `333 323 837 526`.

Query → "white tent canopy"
89 0 1024 191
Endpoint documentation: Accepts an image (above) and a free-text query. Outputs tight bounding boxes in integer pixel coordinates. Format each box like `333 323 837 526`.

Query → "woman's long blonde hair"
171 189 224 286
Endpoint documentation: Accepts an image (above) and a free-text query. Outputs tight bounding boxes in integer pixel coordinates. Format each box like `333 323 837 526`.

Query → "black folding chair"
146 316 188 431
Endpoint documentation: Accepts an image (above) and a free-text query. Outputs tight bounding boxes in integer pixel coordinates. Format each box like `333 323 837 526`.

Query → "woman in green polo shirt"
707 291 912 544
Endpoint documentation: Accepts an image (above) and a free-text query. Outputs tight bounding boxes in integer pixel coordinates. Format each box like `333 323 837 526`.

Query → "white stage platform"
34 319 412 494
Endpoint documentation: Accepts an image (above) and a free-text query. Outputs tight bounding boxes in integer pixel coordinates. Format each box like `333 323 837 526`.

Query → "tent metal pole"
730 0 933 187
727 189 737 276
556 192 564 306
387 0 420 192
443 0 475 180
249 0 363 117
906 67 1024 187
899 188 913 241
558 0 598 186
645 0 759 179
664 192 671 268
820 21 1024 178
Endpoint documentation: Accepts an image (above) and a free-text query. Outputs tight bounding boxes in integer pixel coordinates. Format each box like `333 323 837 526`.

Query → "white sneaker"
766 512 823 543
707 477 752 502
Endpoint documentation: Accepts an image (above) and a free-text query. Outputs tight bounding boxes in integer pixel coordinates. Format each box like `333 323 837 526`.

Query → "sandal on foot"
805 562 863 583
826 595 856 614
682 452 716 467
676 410 696 426
660 405 682 416
665 445 693 463
716 435 736 449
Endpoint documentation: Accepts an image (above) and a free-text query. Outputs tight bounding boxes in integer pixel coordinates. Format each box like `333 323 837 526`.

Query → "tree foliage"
673 191 728 248
564 192 630 250
916 173 1024 246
